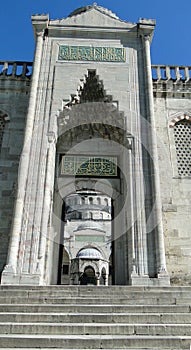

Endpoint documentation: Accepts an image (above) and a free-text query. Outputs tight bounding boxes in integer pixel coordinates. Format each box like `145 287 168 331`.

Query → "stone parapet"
0 61 32 80
152 65 191 97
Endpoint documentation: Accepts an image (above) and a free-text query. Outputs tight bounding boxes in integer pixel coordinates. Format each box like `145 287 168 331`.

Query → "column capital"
137 18 155 43
31 14 49 39
143 33 152 42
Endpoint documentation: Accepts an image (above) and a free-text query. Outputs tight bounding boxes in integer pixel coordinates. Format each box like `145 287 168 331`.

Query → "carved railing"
1 61 190 85
0 61 33 78
152 65 191 82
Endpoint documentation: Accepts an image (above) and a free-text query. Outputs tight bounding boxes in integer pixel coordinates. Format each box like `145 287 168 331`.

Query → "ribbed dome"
68 4 119 20
77 248 103 259
75 221 104 232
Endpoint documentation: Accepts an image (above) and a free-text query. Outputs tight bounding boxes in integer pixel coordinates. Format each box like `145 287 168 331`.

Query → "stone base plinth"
130 274 170 286
1 265 42 285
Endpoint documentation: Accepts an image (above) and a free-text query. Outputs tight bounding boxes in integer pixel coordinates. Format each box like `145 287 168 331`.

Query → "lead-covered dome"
75 221 105 232
76 248 103 259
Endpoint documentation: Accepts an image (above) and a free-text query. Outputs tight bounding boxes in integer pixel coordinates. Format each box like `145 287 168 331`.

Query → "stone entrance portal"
1 5 170 286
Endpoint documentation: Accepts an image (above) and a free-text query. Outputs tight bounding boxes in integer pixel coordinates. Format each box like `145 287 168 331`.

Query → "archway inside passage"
53 69 134 285
58 190 113 285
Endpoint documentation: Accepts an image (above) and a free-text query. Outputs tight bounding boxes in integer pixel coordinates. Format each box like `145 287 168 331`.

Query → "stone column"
129 137 149 285
128 139 137 276
142 34 169 282
1 29 46 284
96 273 100 286
38 133 56 285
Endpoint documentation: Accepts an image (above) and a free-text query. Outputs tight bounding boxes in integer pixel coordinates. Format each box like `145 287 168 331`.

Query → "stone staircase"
0 285 191 349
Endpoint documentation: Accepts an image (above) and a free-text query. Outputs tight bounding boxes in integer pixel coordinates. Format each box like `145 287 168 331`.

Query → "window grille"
174 120 191 177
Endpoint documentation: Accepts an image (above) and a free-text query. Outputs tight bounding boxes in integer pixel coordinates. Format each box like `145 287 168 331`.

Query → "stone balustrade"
152 65 191 82
0 61 32 78
152 65 191 97
0 61 190 85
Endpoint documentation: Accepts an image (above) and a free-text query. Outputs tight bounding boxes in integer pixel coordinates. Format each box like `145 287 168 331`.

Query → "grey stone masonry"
0 61 32 275
0 60 190 286
152 64 191 286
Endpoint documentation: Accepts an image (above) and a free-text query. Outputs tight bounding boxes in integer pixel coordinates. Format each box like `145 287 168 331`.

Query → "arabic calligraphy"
75 235 105 242
61 155 118 177
58 45 126 62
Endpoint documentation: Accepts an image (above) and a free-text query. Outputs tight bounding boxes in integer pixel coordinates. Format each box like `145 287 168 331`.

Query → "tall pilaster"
1 16 49 284
139 20 170 284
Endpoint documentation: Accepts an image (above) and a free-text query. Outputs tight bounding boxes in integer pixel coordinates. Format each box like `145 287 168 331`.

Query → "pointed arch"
0 110 10 150
169 114 191 128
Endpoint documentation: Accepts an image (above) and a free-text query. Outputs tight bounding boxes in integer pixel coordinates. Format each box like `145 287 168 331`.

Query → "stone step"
0 296 188 306
1 285 191 290
0 286 190 349
0 312 190 324
0 349 181 350
0 322 191 336
1 286 191 297
0 303 189 313
0 288 191 297
0 334 190 349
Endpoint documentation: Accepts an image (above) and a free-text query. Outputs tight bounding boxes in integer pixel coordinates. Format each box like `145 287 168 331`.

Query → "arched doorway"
80 266 96 285
59 190 112 285
52 69 162 286
57 248 70 285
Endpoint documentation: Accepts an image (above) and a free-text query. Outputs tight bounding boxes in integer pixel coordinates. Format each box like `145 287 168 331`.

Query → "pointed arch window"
174 119 191 177
0 111 9 151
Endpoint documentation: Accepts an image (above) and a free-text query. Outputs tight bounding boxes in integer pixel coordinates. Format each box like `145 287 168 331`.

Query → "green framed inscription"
58 45 126 62
61 155 118 177
75 235 105 242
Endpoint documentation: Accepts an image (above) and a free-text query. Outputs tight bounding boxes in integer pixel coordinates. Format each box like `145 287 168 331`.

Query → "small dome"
75 221 104 232
77 248 103 259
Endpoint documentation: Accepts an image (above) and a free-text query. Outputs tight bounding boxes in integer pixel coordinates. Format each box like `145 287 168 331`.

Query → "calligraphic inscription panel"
58 45 126 62
75 235 105 242
61 155 118 177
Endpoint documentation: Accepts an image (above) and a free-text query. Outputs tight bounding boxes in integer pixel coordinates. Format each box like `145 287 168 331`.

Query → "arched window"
97 197 101 205
174 120 191 177
0 111 9 151
89 197 93 204
62 248 70 275
81 197 85 204
104 198 108 206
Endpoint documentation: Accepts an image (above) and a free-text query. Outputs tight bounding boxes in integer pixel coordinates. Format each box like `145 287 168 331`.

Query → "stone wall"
0 62 32 275
0 59 191 285
153 65 191 284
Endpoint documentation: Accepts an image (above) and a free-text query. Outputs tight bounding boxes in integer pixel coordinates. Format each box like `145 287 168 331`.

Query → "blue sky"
1 0 190 66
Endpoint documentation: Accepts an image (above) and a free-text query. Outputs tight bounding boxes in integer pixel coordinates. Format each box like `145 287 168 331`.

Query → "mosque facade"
0 5 190 286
